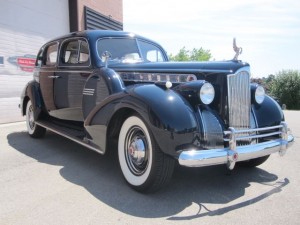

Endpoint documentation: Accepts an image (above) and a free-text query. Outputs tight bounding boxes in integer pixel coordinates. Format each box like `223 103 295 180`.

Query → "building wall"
77 0 123 30
0 0 123 124
0 0 69 124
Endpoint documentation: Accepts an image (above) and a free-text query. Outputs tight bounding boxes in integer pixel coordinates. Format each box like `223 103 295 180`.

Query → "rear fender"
21 81 44 120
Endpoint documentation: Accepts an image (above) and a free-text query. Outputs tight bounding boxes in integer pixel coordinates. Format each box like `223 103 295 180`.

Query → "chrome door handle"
48 75 61 79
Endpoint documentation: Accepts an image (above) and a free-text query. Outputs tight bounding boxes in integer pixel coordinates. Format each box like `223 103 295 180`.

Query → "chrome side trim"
114 68 232 74
39 70 92 73
83 88 95 96
48 75 61 79
118 72 197 83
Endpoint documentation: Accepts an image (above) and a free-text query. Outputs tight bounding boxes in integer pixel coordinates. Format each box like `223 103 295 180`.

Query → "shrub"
270 70 300 110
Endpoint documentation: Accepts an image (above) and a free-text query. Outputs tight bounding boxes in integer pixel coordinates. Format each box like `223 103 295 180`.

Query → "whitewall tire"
26 100 46 138
118 115 174 192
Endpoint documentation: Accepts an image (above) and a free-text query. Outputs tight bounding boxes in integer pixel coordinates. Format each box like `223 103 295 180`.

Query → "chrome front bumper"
178 122 294 169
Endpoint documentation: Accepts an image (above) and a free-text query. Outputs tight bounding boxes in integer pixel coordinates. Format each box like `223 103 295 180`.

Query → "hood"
108 60 249 75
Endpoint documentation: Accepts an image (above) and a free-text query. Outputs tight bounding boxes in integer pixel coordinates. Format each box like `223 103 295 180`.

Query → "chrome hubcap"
125 126 148 175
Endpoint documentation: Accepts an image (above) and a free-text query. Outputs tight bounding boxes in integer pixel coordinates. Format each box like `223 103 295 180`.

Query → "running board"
35 120 104 155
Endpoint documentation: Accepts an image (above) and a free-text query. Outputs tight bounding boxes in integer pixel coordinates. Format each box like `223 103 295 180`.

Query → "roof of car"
48 30 154 43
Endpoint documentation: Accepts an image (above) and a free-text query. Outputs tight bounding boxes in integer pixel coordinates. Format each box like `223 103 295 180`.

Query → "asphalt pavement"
0 111 299 225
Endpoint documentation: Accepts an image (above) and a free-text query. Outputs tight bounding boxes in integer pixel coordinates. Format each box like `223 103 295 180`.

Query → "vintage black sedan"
20 30 294 192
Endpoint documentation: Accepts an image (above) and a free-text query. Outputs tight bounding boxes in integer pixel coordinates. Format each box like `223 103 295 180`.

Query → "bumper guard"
178 122 294 169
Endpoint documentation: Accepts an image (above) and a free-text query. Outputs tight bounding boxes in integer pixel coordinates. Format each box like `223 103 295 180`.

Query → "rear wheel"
238 155 270 167
26 100 46 138
118 115 174 193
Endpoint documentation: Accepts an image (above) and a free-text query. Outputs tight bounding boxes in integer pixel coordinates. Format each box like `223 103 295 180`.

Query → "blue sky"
123 0 300 77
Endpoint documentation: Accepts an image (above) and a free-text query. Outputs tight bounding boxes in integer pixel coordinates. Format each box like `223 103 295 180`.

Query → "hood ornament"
233 38 242 60
102 51 112 68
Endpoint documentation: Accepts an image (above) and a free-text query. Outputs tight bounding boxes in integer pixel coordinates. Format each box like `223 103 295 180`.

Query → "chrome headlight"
199 83 215 105
255 85 265 104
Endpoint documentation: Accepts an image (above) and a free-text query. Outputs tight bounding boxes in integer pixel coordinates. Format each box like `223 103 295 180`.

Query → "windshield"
97 38 166 64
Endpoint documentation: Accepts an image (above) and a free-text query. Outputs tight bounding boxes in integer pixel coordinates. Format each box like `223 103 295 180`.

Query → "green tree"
257 74 275 93
265 74 275 84
190 48 212 61
169 47 212 61
264 74 275 93
169 47 190 61
270 70 300 110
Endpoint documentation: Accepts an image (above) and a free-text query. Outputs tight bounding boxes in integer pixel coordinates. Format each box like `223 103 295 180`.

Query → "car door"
49 38 92 121
39 41 59 112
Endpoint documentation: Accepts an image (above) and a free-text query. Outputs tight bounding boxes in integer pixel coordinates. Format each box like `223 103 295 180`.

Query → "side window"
61 39 90 66
45 43 58 66
79 41 89 63
146 50 164 62
35 49 43 67
62 40 79 64
138 41 165 62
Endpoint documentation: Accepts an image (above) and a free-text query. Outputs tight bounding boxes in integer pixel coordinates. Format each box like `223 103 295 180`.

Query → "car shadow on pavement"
7 131 289 219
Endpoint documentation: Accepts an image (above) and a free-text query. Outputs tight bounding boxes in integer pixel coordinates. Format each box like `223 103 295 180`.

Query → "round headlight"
200 83 215 105
255 85 265 104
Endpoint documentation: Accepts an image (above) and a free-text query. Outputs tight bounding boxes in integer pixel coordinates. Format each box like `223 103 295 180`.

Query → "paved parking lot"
0 111 299 225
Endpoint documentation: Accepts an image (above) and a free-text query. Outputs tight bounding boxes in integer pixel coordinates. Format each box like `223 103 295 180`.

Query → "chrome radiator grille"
227 70 251 130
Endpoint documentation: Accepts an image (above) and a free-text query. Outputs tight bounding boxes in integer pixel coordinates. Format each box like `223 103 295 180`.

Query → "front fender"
131 84 198 132
252 95 284 127
85 84 199 157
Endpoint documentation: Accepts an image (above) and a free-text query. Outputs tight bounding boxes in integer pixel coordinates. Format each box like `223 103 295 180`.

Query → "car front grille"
227 70 251 130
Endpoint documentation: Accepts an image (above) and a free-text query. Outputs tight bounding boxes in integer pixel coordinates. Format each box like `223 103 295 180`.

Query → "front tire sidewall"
26 100 36 135
25 100 46 138
118 116 153 187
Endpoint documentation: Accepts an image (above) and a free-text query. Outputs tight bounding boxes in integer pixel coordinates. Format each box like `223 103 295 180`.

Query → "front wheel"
118 115 174 193
26 100 46 138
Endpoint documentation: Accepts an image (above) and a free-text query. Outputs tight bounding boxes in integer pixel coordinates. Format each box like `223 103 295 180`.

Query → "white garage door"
0 0 69 124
